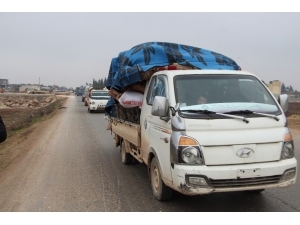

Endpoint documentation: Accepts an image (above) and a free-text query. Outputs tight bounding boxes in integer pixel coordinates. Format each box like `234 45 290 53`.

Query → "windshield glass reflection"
174 74 280 117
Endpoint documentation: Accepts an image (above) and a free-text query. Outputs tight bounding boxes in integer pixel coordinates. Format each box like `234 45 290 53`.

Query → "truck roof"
152 69 256 77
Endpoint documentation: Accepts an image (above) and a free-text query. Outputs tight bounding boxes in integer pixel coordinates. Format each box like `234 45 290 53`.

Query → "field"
0 94 67 133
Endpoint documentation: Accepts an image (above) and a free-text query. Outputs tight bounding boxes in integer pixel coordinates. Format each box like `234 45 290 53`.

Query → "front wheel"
246 189 265 193
150 157 173 201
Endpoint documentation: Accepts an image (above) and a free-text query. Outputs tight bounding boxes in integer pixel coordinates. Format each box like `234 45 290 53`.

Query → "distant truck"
87 90 110 113
105 42 297 201
76 89 83 96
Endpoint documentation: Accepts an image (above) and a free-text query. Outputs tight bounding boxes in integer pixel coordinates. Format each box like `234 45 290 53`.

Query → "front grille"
209 175 281 188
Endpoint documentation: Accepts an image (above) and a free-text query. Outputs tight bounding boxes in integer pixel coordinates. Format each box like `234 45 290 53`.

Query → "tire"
121 140 133 165
150 157 173 201
246 189 265 193
132 157 139 164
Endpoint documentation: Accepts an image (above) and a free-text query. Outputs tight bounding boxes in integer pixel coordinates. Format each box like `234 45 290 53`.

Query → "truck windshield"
174 74 281 118
91 91 110 99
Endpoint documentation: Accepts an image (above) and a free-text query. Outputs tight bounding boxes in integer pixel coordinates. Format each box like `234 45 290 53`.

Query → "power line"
238 56 259 75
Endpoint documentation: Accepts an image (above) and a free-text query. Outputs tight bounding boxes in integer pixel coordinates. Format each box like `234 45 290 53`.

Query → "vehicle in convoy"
84 95 89 106
82 90 88 102
84 87 93 106
87 90 110 113
76 89 83 96
104 42 297 201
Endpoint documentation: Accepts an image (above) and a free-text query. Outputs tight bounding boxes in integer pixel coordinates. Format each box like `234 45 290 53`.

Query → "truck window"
147 76 166 105
90 91 110 99
174 74 281 116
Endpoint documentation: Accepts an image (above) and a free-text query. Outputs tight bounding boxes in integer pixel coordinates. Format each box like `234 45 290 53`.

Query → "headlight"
281 131 294 160
178 136 204 165
281 141 294 159
92 101 95 105
182 147 203 164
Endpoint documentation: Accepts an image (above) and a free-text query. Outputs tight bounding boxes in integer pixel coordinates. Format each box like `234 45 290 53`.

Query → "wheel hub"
152 165 159 191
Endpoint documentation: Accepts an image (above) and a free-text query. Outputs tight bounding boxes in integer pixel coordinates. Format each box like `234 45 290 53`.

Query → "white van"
108 70 297 201
87 90 110 113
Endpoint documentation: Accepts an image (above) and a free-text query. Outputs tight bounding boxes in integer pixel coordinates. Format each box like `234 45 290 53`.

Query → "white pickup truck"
107 69 297 201
87 90 110 113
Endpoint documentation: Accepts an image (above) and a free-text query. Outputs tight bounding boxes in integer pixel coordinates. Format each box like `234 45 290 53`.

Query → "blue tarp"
105 42 240 115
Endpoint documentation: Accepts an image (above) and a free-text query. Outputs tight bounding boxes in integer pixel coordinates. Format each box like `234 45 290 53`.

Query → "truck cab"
109 69 297 200
88 90 110 113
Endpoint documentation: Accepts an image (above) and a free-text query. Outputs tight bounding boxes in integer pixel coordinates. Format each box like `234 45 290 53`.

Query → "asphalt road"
0 95 299 212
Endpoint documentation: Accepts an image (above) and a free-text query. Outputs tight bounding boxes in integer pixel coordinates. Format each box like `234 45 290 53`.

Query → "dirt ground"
0 102 300 175
286 114 300 138
286 102 300 137
0 97 67 173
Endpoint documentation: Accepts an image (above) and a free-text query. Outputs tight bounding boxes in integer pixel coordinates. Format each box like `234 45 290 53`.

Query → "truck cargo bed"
115 103 141 124
111 117 141 147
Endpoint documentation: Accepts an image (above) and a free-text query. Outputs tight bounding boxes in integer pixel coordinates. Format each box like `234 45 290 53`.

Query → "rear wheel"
121 140 133 165
131 157 139 164
150 157 173 201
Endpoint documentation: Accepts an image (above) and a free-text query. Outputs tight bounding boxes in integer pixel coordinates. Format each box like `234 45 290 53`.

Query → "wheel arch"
147 147 163 182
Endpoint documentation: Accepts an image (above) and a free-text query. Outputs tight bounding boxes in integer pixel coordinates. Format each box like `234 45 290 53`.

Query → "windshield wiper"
226 110 279 121
216 112 249 123
180 109 216 114
180 109 249 123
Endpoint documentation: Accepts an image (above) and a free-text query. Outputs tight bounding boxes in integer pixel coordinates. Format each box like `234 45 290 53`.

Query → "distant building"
19 85 41 92
266 80 300 101
0 78 9 88
266 80 281 95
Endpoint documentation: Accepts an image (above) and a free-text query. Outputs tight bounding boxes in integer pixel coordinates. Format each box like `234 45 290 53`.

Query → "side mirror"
151 96 169 118
278 94 289 113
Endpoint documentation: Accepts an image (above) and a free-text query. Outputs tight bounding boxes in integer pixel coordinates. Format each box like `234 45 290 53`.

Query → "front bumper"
90 105 105 111
171 158 297 195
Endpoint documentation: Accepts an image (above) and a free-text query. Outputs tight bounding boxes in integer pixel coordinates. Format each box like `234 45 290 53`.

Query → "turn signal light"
179 136 198 146
284 131 293 142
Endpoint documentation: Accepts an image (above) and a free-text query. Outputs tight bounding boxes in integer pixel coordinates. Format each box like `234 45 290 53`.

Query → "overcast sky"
1 4 300 90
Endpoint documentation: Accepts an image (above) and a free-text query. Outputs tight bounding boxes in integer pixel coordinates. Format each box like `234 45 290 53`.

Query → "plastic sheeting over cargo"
106 42 239 91
105 42 240 115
